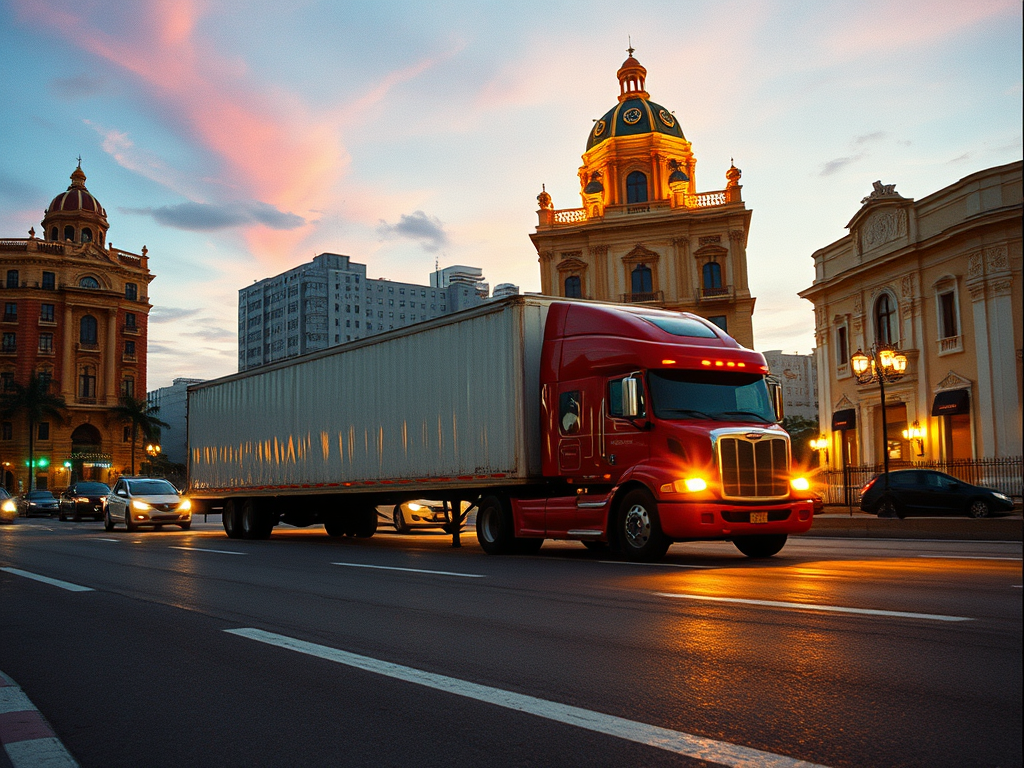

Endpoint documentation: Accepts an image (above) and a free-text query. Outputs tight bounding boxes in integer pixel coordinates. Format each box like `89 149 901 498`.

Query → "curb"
802 509 1023 541
0 671 78 768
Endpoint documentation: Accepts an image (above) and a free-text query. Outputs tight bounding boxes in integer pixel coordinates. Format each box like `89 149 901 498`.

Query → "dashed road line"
0 568 93 592
655 593 972 622
169 546 246 556
226 628 829 768
331 562 483 578
600 561 713 569
917 555 1022 561
0 671 79 767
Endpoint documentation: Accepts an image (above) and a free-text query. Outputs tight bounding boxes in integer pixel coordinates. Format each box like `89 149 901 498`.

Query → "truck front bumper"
657 499 814 540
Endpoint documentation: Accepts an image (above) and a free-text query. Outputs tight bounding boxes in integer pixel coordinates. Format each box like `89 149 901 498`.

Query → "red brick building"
0 164 153 491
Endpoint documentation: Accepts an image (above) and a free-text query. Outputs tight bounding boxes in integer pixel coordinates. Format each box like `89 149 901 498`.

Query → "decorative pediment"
622 243 660 265
693 243 728 260
934 370 972 392
834 394 854 410
556 256 588 274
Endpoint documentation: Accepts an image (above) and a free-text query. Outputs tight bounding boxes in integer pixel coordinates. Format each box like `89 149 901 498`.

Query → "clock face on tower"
593 120 606 137
622 107 643 125
658 109 675 127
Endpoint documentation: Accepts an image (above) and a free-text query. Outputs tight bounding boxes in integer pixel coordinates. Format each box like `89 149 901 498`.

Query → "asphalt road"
1 520 1021 768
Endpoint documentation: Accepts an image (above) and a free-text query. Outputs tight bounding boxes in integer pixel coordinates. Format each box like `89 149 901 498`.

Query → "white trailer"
186 297 551 539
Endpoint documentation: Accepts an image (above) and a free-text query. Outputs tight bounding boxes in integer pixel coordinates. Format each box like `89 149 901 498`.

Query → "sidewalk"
802 505 1023 541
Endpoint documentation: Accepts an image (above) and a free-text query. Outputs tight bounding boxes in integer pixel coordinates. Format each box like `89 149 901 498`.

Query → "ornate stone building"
799 162 1022 467
530 49 756 346
0 164 154 491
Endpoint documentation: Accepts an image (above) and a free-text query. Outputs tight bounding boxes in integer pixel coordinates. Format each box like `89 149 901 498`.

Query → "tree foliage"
0 374 69 491
110 395 169 475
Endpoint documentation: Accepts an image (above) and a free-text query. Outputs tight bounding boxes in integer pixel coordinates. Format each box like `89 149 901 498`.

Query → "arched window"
702 262 723 290
81 228 92 243
78 366 96 400
564 275 582 299
631 264 653 296
79 277 100 289
626 171 648 204
80 315 98 345
874 293 897 345
49 227 58 241
64 225 75 241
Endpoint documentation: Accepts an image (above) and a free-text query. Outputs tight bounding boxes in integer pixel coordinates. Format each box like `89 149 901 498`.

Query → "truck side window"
607 377 645 418
559 391 581 434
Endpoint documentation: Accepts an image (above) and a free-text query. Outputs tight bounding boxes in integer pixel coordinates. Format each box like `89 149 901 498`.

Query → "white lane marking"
0 567 93 592
917 555 1022 561
599 561 713 569
331 562 483 578
169 546 246 556
92 538 120 543
6 738 80 768
655 593 972 622
226 628 829 768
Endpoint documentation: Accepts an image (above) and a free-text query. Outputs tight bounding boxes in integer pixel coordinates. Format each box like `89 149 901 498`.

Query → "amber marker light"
662 359 677 365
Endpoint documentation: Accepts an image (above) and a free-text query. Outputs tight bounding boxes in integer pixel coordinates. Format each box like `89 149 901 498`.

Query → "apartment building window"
121 378 135 398
874 293 897 345
80 276 99 288
6 270 18 289
37 422 50 441
38 333 53 353
1 422 11 440
1 372 13 392
125 282 138 300
2 303 15 322
938 291 958 338
564 276 582 298
40 304 55 323
42 271 55 290
38 370 52 391
708 315 728 332
125 312 137 331
124 340 136 359
836 324 849 366
2 333 15 353
80 315 98 345
79 367 96 399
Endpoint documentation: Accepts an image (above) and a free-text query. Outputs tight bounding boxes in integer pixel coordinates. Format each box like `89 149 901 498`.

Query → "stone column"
105 307 117 405
61 305 74 398
986 276 1020 456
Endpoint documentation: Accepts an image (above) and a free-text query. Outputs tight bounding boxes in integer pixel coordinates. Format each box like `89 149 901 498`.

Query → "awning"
932 389 970 416
831 408 856 430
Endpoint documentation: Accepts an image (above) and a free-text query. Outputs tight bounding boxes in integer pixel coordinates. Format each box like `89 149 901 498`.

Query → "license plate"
750 512 768 524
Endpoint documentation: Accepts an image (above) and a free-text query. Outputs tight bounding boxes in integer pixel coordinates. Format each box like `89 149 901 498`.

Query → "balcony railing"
620 291 664 304
697 285 734 303
938 335 962 355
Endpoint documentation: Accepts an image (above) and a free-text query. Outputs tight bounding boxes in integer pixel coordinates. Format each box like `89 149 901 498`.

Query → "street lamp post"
850 344 908 501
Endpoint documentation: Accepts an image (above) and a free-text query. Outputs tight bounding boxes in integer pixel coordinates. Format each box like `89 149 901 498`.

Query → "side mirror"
767 378 784 423
621 377 640 418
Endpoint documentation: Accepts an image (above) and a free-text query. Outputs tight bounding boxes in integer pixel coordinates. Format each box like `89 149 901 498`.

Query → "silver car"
104 477 192 531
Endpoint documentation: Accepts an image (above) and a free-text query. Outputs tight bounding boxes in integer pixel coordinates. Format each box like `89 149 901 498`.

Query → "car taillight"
860 478 877 494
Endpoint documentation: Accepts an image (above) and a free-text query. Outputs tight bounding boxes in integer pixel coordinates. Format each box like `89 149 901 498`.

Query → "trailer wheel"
352 505 378 538
241 499 273 540
223 500 243 539
615 489 670 562
732 534 788 558
323 517 346 537
476 496 515 554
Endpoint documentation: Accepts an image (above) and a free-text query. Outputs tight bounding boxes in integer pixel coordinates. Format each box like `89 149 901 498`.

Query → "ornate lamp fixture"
902 420 925 457
850 343 910 500
809 434 830 466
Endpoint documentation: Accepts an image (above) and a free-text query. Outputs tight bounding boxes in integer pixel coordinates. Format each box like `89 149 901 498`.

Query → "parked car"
860 469 1016 519
17 490 59 517
104 477 192 531
58 482 111 522
0 489 16 524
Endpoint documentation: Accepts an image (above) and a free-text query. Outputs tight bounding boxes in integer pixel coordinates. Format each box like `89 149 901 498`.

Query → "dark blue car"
860 469 1016 519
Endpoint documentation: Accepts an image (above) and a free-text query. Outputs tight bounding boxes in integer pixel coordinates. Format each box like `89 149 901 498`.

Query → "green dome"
587 98 685 151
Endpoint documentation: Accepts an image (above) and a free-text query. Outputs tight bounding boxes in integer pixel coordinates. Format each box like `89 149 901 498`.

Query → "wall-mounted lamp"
809 434 830 466
902 420 925 457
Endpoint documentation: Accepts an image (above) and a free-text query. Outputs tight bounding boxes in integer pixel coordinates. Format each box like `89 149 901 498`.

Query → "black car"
16 490 60 518
860 469 1016 518
59 482 112 522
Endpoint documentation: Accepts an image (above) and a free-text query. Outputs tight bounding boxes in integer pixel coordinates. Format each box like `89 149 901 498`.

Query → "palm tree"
110 395 169 475
0 374 70 491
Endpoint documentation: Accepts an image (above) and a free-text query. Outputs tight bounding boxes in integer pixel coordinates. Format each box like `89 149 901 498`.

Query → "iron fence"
815 456 1023 506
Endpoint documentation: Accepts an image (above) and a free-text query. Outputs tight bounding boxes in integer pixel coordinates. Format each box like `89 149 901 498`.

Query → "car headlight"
993 492 1011 502
131 500 151 511
1 500 15 513
75 496 90 503
406 502 423 512
178 499 191 512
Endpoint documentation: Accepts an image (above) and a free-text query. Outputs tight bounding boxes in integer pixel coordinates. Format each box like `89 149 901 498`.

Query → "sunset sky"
1 0 1021 389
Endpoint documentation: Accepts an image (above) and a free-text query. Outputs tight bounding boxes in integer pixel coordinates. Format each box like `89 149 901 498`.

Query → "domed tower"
42 164 110 246
530 48 755 348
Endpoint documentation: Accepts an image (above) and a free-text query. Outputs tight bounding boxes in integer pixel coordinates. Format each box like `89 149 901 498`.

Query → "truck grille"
717 435 789 500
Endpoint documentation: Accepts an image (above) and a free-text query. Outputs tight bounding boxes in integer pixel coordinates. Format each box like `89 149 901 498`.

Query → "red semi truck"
186 297 814 561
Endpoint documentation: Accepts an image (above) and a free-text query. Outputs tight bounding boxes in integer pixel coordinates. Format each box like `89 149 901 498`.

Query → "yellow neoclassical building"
800 161 1022 468
529 49 755 347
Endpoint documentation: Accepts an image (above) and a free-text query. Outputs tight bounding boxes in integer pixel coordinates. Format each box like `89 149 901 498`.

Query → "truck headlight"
661 477 708 494
790 477 811 492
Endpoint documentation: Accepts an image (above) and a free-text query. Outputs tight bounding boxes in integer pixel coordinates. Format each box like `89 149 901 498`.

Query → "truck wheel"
392 505 411 534
241 499 273 540
352 505 378 538
476 496 515 554
323 517 346 537
615 489 670 562
733 534 788 558
223 500 243 539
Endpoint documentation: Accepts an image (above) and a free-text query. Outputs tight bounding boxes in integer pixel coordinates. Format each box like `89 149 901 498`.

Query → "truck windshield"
648 370 775 423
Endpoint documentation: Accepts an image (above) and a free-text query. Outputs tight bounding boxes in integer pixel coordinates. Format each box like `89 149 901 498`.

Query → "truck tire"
223 499 243 539
476 496 515 554
733 534 788 558
615 488 670 562
324 517 347 537
352 505 378 538
241 498 273 540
